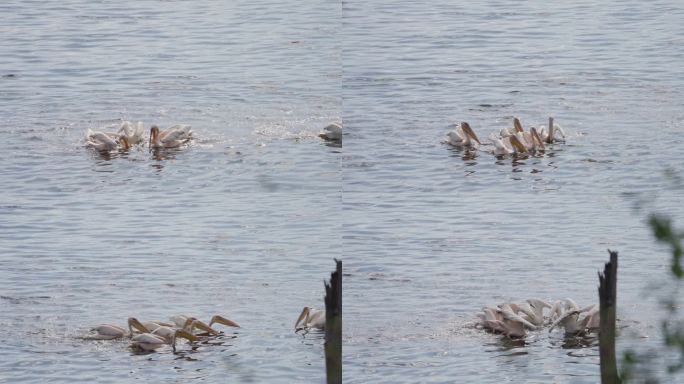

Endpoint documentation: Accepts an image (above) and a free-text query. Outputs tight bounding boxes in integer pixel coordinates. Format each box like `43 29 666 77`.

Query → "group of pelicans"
85 121 194 151
476 298 600 339
446 117 566 155
84 306 325 353
84 120 342 152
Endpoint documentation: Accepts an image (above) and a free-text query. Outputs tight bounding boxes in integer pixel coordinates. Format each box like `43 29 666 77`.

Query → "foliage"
621 215 684 383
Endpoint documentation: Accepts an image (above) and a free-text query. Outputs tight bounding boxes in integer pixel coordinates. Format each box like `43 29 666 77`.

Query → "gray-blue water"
3 1 684 383
342 0 684 383
0 1 340 383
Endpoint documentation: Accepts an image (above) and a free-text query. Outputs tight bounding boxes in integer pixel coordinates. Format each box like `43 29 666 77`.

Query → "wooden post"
599 250 621 384
325 259 342 384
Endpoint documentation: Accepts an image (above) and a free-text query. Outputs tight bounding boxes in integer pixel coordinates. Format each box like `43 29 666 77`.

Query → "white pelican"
539 117 566 144
85 129 130 151
117 121 145 145
489 134 529 155
477 306 529 338
149 124 193 150
490 136 514 155
319 122 342 141
515 128 545 151
476 307 506 333
514 299 551 327
131 329 198 352
446 122 481 148
499 117 525 138
549 301 599 335
499 317 527 338
169 314 193 328
498 303 538 330
549 298 580 322
295 307 325 331
86 317 152 340
529 127 545 150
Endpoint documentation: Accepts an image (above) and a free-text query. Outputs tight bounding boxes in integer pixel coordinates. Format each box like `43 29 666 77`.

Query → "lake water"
2 1 684 383
342 0 684 383
0 1 340 383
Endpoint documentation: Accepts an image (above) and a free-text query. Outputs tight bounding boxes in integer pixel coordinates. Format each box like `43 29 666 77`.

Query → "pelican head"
127 317 150 337
461 122 481 145
546 117 555 144
509 134 527 153
119 136 130 150
209 315 240 329
295 307 311 330
184 318 219 336
530 127 545 150
513 118 524 133
149 125 160 150
171 329 199 352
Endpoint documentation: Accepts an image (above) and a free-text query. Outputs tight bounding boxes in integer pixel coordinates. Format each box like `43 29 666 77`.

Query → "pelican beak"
295 307 310 330
546 117 554 143
171 329 199 353
190 319 219 335
461 122 481 145
149 126 158 152
530 127 544 150
175 329 199 342
513 118 524 133
182 318 195 332
509 135 527 153
209 315 240 328
120 136 130 150
127 317 149 336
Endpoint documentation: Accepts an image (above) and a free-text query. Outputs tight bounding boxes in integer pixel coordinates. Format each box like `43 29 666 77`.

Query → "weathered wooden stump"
325 259 342 384
599 250 621 384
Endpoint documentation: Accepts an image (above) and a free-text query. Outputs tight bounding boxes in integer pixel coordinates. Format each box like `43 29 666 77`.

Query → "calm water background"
0 1 340 383
342 1 684 383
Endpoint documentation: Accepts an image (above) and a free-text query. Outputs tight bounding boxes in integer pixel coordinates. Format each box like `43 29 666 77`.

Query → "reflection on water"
150 147 183 162
446 141 569 175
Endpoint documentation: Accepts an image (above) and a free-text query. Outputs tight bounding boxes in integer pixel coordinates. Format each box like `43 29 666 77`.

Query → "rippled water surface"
1 1 340 383
4 1 684 383
342 1 684 383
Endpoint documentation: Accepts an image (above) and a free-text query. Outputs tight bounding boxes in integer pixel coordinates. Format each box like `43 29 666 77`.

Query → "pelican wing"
87 130 117 145
162 125 192 140
169 314 190 328
131 333 165 345
92 324 126 337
